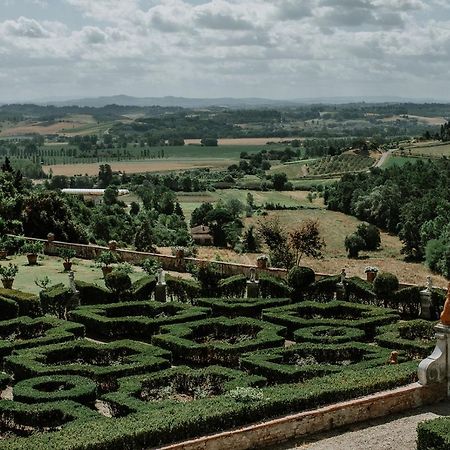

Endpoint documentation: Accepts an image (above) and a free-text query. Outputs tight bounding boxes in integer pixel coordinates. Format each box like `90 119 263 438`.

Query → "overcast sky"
1 0 450 102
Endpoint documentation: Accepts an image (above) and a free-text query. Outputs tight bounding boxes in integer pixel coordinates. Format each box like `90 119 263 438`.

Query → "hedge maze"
0 283 436 449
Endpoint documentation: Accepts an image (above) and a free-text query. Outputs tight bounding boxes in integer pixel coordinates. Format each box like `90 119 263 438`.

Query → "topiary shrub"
75 280 114 305
307 275 340 303
259 274 292 298
345 277 376 305
373 272 399 307
40 284 79 319
105 270 132 300
0 296 19 320
218 275 247 298
132 276 157 301
166 276 201 303
0 288 42 318
393 286 421 318
196 264 224 298
345 234 365 258
417 417 450 450
293 325 365 344
287 266 315 300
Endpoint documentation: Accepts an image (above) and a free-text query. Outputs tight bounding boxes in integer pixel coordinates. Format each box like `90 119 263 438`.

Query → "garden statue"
440 283 450 326
68 271 78 294
157 268 165 285
426 276 433 293
340 268 347 285
249 268 257 283
388 351 398 365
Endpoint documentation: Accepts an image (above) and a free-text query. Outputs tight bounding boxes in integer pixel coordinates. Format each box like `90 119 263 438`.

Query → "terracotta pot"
366 271 377 283
0 250 7 260
1 279 13 289
102 266 113 277
63 261 72 272
257 258 268 269
27 253 38 266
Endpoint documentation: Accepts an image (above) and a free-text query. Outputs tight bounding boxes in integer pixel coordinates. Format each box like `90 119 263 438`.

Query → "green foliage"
104 270 132 298
0 288 42 317
14 375 97 405
417 417 450 450
373 272 399 304
166 276 201 303
307 275 340 302
218 275 247 298
345 277 376 304
58 247 76 262
0 296 19 320
293 325 365 344
141 258 161 277
74 280 114 305
132 275 157 301
68 301 208 340
287 266 315 299
0 263 18 280
355 223 381 250
196 264 224 297
392 286 421 318
96 251 117 267
40 283 79 319
259 274 292 298
228 387 264 403
21 241 44 255
345 233 366 258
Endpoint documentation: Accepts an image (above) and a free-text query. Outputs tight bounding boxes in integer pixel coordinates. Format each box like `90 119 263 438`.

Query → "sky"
1 0 450 102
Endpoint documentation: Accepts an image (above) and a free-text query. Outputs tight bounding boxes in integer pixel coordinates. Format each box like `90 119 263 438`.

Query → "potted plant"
0 263 18 289
21 242 44 266
364 266 379 283
96 251 117 277
59 248 77 271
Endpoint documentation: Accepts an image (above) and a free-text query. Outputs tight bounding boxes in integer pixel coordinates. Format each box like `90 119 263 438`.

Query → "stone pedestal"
335 283 346 301
247 281 259 298
418 323 450 393
155 283 167 302
420 289 432 320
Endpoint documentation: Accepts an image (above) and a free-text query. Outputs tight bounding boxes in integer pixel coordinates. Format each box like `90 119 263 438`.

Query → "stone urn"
47 233 55 243
365 267 378 283
257 256 269 270
108 240 118 251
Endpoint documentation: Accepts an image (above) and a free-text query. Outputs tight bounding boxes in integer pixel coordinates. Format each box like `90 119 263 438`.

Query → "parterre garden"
0 262 443 449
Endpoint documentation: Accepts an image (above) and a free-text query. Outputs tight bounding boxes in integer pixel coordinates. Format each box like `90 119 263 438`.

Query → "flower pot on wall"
366 271 377 283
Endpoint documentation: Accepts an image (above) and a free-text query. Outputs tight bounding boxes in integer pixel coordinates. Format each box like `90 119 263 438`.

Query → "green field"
408 141 450 157
381 155 426 169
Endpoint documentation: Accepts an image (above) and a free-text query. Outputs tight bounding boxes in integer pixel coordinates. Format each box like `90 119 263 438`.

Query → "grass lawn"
381 156 425 169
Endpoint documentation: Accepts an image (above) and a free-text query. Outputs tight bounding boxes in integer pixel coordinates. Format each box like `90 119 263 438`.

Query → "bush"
21 242 44 255
166 276 201 303
293 325 365 344
74 280 114 305
345 233 365 258
152 317 286 367
141 258 161 276
0 296 19 320
132 276 157 301
259 274 292 298
373 272 399 306
14 375 97 405
417 417 450 450
218 275 247 298
355 223 381 250
68 301 209 341
40 284 79 319
307 275 340 303
287 266 315 300
197 265 224 298
345 277 376 304
392 286 421 318
0 288 42 317
105 271 132 299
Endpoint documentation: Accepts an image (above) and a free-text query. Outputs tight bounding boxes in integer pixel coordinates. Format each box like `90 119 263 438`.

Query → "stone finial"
440 283 450 326
340 268 347 284
47 233 55 243
108 240 118 251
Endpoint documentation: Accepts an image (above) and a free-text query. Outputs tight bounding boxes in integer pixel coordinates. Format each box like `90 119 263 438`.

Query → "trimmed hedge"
218 275 247 298
262 300 398 339
103 365 265 415
196 297 290 318
345 277 376 304
68 301 210 340
0 288 41 318
40 284 79 319
287 266 315 300
258 274 292 298
74 280 114 305
14 375 97 405
307 275 340 303
375 319 436 357
152 317 286 367
293 325 365 344
417 417 450 450
0 316 85 359
392 286 421 318
132 276 157 301
0 362 417 450
0 296 19 321
240 342 393 383
5 339 171 391
166 276 201 303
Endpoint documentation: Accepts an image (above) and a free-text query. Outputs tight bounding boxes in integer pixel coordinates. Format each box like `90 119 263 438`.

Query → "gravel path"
268 401 450 450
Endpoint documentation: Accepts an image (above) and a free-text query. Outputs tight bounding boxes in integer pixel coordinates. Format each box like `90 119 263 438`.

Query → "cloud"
2 16 50 38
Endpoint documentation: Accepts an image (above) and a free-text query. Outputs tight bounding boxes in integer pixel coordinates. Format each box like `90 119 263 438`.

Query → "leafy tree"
289 219 325 265
134 219 155 252
191 202 214 227
242 226 259 252
103 186 118 206
98 164 113 187
345 233 365 258
355 223 381 250
272 173 288 191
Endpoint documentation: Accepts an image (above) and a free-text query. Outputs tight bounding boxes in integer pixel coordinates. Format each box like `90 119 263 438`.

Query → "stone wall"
158 383 445 450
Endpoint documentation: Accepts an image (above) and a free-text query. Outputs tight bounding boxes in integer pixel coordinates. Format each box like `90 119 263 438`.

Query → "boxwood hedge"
152 317 286 367
0 316 85 359
0 297 19 321
417 417 450 450
5 339 171 391
68 301 210 340
0 362 417 450
0 288 42 318
74 280 113 305
293 325 365 344
240 342 393 383
13 375 97 405
262 300 398 339
196 297 290 318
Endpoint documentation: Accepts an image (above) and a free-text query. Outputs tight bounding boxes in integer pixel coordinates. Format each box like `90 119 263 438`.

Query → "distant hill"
36 95 450 109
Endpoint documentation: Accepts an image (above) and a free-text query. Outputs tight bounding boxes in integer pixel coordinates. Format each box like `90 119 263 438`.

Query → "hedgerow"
0 288 41 318
218 275 247 298
40 284 79 319
258 274 292 298
68 301 209 340
196 297 290 318
74 280 114 305
0 316 84 359
152 317 286 367
240 342 393 383
0 297 19 321
13 375 97 405
307 275 340 302
262 300 398 339
166 276 201 303
131 276 157 301
293 325 365 344
5 339 171 391
375 319 436 357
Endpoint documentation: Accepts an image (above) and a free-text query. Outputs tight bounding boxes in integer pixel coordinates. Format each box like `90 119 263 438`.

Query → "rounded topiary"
287 266 315 299
373 272 399 301
344 234 365 258
14 375 97 404
105 270 132 298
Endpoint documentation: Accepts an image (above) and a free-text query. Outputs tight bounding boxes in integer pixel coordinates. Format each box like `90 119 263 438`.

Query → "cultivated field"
184 137 305 146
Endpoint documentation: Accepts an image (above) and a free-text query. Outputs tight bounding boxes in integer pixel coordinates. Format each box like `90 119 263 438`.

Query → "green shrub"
355 223 381 250
140 258 161 276
345 233 365 258
95 251 117 268
373 272 399 306
293 325 365 344
14 375 97 405
21 242 44 255
241 342 393 383
417 417 450 450
152 317 285 368
287 266 315 300
0 296 19 320
218 275 247 298
105 271 132 299
0 288 42 317
259 274 292 298
68 301 209 341
345 277 376 304
5 339 171 392
166 276 201 303
40 284 79 319
263 300 398 339
228 387 264 403
392 286 421 318
132 276 157 301
197 264 224 297
74 280 114 305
